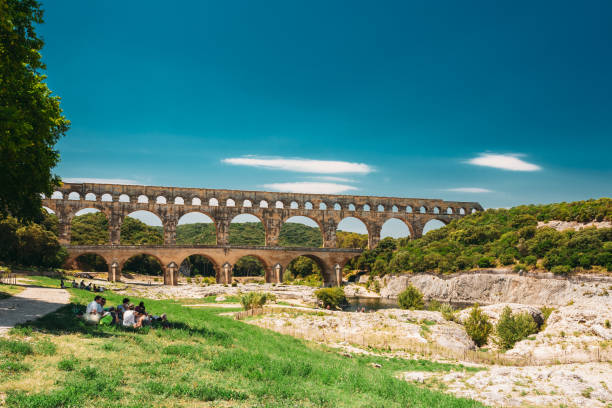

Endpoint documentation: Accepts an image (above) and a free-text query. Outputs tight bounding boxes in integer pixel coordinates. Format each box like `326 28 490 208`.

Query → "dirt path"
0 286 70 334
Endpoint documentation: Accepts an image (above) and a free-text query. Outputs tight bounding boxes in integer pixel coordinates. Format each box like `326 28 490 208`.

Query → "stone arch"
406 205 413 213
51 191 63 199
101 193 113 202
336 216 369 248
232 254 269 281
259 200 269 208
333 203 341 210
377 204 384 212
423 218 448 235
290 201 299 209
42 206 55 214
119 194 130 203
68 192 81 201
433 206 440 214
391 205 398 213
229 213 266 246
348 203 356 211
287 254 334 286
178 254 218 281
363 204 371 212
189 197 200 206
174 196 184 205
284 254 326 285
279 216 323 247
419 206 427 214
156 196 167 204
177 211 216 245
304 201 313 210
459 207 466 215
71 252 109 273
208 197 218 206
275 200 284 209
319 202 327 210
121 253 164 277
84 193 96 201
70 208 109 245
226 198 236 207
121 210 163 245
137 194 149 204
243 199 252 207
471 208 478 214
446 207 453 214
380 218 412 239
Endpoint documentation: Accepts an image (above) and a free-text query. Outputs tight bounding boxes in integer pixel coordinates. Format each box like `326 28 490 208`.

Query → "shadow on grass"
14 302 232 346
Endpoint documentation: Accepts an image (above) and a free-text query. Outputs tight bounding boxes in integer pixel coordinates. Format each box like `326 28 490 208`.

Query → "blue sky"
39 1 611 233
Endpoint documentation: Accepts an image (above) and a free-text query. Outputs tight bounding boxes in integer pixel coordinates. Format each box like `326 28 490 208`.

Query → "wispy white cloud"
62 177 140 185
467 153 541 171
446 187 493 193
222 157 373 174
309 176 354 182
262 182 358 194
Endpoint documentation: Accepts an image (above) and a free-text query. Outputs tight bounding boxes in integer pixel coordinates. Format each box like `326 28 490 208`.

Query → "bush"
398 285 424 310
524 255 537 266
477 256 495 268
551 265 572 275
314 287 346 310
513 264 527 273
464 304 492 347
440 303 456 321
495 307 539 350
240 292 276 310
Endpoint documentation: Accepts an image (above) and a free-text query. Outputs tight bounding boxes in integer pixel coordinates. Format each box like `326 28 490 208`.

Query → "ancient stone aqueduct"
42 183 483 286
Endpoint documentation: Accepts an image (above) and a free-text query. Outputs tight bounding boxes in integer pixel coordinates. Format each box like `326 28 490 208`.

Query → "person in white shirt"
84 296 103 324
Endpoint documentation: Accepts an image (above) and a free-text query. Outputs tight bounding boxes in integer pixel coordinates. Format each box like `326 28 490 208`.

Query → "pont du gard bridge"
42 183 483 287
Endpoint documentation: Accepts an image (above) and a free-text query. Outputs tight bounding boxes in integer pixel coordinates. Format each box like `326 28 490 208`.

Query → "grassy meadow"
0 277 484 407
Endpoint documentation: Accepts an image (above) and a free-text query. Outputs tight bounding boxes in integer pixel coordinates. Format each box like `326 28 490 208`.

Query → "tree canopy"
0 0 69 221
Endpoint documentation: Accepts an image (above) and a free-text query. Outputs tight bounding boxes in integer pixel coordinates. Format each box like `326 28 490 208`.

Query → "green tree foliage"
120 217 163 245
180 255 215 277
357 199 612 276
314 287 347 309
336 231 368 249
176 223 216 245
279 222 322 247
398 285 425 310
70 212 108 244
0 212 65 268
233 256 264 277
74 254 107 272
286 256 321 278
229 222 265 246
0 0 69 221
464 304 492 347
122 254 162 276
495 307 539 350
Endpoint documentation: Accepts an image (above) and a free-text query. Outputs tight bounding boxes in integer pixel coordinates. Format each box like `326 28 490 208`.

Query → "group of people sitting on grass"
63 279 105 292
83 296 168 329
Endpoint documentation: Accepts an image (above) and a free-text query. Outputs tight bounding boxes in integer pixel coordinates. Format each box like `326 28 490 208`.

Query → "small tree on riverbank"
398 285 424 310
495 306 538 350
464 304 492 347
314 287 346 310
240 292 276 310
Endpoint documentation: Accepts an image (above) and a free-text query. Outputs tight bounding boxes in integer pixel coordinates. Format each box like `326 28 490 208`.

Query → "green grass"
1 277 485 407
0 284 25 300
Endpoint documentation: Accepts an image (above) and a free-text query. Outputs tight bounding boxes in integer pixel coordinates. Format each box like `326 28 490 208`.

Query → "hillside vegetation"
353 198 612 276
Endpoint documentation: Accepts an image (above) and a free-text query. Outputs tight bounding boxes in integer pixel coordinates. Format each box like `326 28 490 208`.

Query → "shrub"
240 292 276 310
440 303 456 321
524 255 537 266
478 256 495 268
58 357 79 371
551 265 572 275
464 304 492 347
495 307 539 350
398 285 424 310
513 264 527 273
314 287 347 310
605 319 611 329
